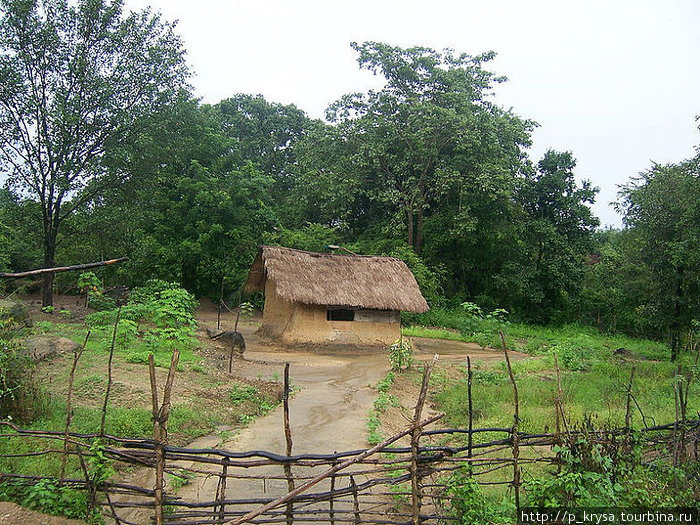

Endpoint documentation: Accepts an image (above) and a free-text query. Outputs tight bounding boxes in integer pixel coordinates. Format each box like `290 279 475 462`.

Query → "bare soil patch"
0 502 86 525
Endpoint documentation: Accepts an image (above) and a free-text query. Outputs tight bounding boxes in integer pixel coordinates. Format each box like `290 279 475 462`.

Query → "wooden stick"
101 306 122 436
225 413 444 525
411 355 438 525
625 366 636 431
151 350 179 525
329 460 337 525
467 356 473 459
350 475 361 524
148 355 159 436
59 331 90 483
500 331 520 512
149 355 163 525
283 363 295 525
0 257 128 278
216 458 229 523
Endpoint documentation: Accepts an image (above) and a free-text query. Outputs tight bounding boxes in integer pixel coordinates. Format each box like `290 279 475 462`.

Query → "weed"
238 414 255 425
229 383 259 404
168 469 195 490
387 339 413 371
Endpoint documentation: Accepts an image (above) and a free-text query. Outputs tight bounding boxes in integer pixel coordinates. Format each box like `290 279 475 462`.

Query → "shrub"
0 339 38 421
444 467 513 524
387 339 413 371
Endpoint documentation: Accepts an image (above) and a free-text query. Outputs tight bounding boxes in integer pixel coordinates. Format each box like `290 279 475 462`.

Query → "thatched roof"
244 246 429 313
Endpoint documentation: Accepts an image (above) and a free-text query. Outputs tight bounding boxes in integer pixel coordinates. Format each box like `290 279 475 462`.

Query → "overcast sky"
126 0 700 227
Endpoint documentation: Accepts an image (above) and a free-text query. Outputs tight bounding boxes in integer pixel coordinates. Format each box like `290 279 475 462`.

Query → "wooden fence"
1 344 699 524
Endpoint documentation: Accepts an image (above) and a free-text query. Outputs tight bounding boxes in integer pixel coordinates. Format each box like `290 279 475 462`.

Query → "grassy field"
402 310 698 432
0 312 280 485
386 310 700 515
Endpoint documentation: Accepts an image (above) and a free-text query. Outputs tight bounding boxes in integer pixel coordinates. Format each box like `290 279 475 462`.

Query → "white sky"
125 0 700 227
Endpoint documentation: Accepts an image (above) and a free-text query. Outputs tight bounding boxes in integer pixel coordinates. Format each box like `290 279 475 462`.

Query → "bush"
526 433 700 507
553 343 592 371
0 479 93 520
445 467 513 524
0 339 40 421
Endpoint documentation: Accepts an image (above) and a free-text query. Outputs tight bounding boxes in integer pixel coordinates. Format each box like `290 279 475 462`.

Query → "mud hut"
244 246 429 345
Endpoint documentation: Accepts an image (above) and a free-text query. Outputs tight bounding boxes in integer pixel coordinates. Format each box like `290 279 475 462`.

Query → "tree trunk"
670 265 685 362
415 206 424 255
406 208 414 249
41 232 57 308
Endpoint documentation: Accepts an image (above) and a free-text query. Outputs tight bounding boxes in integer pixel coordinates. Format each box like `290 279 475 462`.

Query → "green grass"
403 308 674 361
433 353 696 436
402 326 463 341
34 319 202 369
402 307 699 436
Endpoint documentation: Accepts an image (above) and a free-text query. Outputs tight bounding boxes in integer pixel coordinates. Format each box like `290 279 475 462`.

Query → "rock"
22 336 80 362
0 299 29 324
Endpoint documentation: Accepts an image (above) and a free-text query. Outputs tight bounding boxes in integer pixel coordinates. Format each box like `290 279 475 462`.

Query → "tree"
215 94 312 199
0 0 189 305
618 158 700 359
507 150 599 321
302 41 533 254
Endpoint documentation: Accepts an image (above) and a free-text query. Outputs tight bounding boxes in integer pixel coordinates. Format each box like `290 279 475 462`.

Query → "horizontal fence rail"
1 419 699 525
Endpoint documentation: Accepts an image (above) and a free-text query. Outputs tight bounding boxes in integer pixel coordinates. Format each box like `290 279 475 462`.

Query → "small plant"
41 305 55 314
238 414 255 425
0 339 38 421
387 338 413 371
229 383 259 404
168 469 195 490
366 410 383 444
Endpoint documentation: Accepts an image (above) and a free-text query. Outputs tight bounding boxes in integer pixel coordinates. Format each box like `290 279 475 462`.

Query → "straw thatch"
245 246 429 313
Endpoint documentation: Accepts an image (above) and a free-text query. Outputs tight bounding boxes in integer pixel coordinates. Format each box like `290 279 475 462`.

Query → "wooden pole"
101 306 121 436
467 356 473 460
150 349 180 525
283 363 295 525
216 458 229 523
500 331 520 512
625 366 636 431
350 475 361 525
411 355 438 525
60 331 90 483
329 458 337 525
0 257 128 278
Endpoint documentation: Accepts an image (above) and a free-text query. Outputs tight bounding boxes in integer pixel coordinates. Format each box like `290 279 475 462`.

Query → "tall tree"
504 150 599 321
0 0 188 305
618 158 700 359
303 41 533 254
215 94 311 198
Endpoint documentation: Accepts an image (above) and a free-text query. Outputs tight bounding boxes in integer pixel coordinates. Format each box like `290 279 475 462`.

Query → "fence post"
216 457 229 523
350 475 361 525
411 355 438 525
329 455 337 525
501 331 520 512
467 356 473 460
60 330 90 483
149 349 180 525
283 363 295 525
625 366 636 432
101 306 121 436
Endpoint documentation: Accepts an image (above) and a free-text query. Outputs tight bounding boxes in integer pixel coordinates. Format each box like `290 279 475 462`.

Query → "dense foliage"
1 1 699 359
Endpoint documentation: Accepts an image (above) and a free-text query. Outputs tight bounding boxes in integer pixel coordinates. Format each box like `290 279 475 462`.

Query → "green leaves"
617 159 700 357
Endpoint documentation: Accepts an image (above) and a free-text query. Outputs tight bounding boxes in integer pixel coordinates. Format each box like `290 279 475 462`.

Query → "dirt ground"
0 501 85 525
